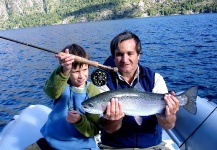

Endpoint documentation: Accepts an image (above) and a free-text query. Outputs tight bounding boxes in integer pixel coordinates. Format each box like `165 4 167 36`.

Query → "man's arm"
157 92 179 129
153 73 179 129
157 114 176 129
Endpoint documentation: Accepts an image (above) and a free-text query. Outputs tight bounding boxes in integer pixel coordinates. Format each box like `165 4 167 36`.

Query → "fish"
81 86 198 117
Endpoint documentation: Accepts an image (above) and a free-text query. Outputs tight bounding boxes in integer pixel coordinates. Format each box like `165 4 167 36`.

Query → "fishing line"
1 36 119 86
179 106 217 148
0 36 58 54
0 36 118 72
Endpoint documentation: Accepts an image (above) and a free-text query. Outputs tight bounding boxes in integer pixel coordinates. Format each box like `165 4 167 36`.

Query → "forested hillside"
0 0 216 30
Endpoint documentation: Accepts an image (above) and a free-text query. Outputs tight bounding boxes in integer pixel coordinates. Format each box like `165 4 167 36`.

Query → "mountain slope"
0 0 216 30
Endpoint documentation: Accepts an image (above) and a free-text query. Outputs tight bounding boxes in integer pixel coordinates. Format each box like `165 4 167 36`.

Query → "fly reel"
91 69 108 86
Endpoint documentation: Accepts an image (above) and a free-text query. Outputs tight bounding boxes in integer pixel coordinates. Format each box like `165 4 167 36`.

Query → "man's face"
114 38 140 77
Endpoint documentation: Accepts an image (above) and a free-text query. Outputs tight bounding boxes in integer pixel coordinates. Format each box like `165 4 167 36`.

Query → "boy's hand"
66 110 81 124
56 49 75 75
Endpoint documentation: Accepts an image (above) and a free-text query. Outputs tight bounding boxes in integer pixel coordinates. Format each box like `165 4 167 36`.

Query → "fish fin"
133 84 144 92
179 86 198 115
134 116 143 126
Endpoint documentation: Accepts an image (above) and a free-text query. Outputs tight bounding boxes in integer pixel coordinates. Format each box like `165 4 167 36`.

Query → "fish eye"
88 103 94 108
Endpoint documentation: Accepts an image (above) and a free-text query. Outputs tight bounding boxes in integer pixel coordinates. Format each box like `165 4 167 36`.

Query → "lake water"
0 13 217 132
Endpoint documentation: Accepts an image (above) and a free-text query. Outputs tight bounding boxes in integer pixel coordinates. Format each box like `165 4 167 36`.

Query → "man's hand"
100 98 125 133
164 91 180 116
157 91 180 129
103 98 125 120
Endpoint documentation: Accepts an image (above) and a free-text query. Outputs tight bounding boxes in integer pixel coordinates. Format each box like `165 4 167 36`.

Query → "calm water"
0 13 217 132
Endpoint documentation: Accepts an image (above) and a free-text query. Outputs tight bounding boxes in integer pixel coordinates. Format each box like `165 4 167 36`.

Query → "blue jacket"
101 60 162 148
41 82 99 150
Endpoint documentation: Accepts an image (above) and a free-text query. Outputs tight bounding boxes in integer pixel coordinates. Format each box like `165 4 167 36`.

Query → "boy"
25 44 100 150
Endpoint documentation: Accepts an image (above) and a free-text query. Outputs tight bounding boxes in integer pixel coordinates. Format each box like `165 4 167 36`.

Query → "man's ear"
138 54 140 60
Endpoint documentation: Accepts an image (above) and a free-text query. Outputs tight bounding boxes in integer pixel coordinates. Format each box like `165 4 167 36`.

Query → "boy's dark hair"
61 44 89 68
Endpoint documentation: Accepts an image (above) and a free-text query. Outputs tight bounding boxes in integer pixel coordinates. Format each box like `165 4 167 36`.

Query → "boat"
0 96 216 150
168 96 217 150
0 105 51 150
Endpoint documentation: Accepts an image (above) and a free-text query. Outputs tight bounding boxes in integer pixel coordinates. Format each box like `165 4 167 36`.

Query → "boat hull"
166 97 217 150
0 105 51 150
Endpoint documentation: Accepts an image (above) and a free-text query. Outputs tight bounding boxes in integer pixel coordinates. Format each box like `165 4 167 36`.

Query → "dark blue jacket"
101 58 162 148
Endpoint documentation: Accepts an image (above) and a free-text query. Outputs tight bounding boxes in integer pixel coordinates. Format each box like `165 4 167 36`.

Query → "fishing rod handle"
98 64 118 72
74 56 118 72
74 55 99 67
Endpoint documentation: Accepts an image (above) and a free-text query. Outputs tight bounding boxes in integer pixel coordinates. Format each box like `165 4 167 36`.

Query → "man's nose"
121 54 128 62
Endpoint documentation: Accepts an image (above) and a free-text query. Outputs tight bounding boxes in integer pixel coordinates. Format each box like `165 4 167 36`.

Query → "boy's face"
69 64 89 88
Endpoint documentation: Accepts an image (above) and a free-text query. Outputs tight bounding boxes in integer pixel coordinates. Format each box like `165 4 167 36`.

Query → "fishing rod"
0 36 118 72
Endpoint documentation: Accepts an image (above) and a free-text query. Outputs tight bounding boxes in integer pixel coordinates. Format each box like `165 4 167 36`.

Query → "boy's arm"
44 66 70 99
74 113 100 137
74 83 101 137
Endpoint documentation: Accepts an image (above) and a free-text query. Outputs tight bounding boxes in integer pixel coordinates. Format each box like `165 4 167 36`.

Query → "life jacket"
101 57 162 148
103 56 155 91
41 83 99 149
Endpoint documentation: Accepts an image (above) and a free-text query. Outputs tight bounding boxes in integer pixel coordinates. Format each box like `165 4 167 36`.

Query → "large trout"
82 86 197 116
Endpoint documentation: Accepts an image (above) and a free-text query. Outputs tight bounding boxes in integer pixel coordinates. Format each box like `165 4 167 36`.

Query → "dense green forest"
1 0 217 30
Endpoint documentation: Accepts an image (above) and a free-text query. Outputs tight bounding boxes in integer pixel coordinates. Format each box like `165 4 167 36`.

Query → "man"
98 30 179 149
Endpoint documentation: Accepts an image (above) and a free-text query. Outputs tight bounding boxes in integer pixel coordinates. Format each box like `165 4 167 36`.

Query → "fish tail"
178 86 198 115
